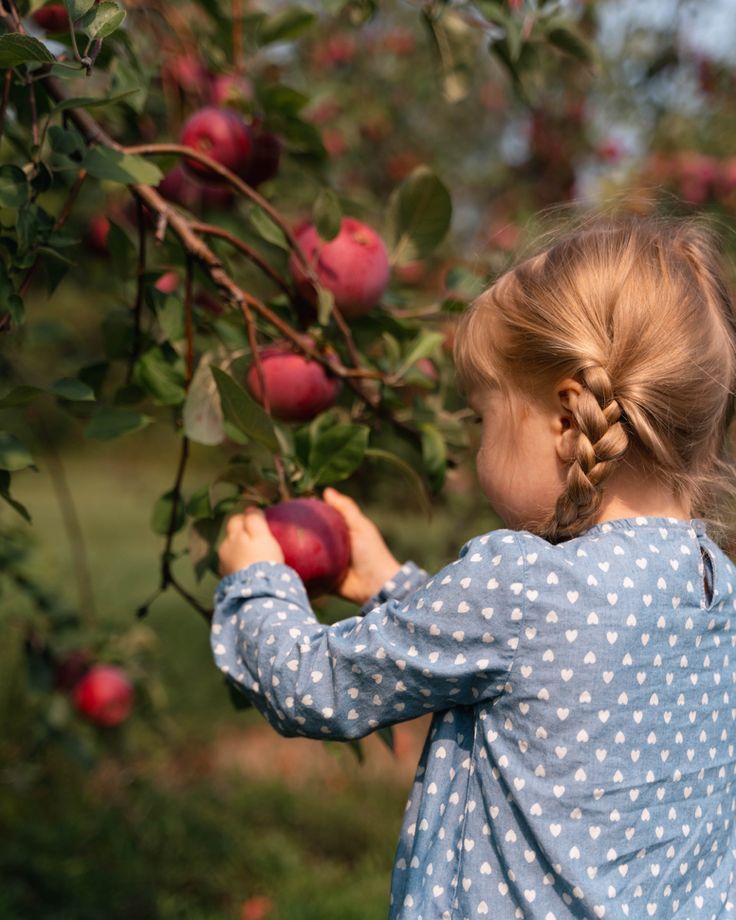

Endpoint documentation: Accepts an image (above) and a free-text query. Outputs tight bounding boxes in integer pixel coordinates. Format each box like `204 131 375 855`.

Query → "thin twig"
232 0 244 72
123 143 311 269
126 198 147 383
240 299 291 502
19 168 88 297
0 70 12 147
184 252 194 383
189 220 291 293
27 77 38 148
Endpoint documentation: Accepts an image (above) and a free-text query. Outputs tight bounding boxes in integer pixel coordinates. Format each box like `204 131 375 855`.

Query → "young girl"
212 215 736 919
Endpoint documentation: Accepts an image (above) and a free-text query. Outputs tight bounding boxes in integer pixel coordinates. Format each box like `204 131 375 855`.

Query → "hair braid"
544 366 629 542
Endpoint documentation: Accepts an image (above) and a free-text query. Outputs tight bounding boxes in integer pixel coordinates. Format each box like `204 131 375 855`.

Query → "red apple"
289 218 390 318
246 338 341 422
163 53 209 96
86 214 110 256
240 895 274 920
73 664 134 727
210 73 254 108
31 3 68 31
264 497 350 597
180 107 253 182
155 271 180 294
158 165 235 212
243 130 281 187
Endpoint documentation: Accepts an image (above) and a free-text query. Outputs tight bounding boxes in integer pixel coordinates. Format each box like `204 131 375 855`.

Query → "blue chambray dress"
210 516 736 919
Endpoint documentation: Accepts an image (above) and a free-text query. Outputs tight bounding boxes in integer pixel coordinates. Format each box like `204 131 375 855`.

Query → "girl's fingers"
242 505 272 538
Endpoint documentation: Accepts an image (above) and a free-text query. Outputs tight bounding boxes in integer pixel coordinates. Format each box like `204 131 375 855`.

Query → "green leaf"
420 422 447 493
64 0 95 17
308 424 369 486
133 346 186 406
83 147 162 186
155 295 185 342
84 407 151 440
316 285 334 326
50 90 142 116
313 189 342 241
0 165 29 208
394 331 445 380
189 516 222 581
0 432 34 472
0 386 41 409
546 27 593 65
387 167 452 263
0 471 31 523
49 378 95 401
363 447 432 518
211 366 278 452
151 489 186 536
78 0 126 38
0 33 56 67
183 353 224 446
248 206 288 250
259 6 316 45
258 83 310 117
186 485 213 520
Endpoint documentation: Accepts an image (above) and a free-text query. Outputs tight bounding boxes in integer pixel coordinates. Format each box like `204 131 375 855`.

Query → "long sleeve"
358 560 430 616
210 530 525 741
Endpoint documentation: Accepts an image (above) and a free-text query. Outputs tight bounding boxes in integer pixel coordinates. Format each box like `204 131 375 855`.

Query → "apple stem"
232 0 244 73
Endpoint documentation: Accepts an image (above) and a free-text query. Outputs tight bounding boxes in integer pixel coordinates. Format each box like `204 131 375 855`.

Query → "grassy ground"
0 434 499 919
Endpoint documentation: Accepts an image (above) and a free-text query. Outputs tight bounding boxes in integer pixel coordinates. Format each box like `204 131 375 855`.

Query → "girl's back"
396 516 736 919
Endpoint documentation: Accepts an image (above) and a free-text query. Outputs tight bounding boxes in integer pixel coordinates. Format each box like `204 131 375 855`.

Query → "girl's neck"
595 466 692 524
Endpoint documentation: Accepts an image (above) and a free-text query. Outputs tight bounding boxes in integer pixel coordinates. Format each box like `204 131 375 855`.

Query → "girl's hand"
218 506 285 577
322 487 402 607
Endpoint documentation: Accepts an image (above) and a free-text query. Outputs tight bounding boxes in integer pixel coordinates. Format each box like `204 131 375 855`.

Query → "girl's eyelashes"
471 415 483 425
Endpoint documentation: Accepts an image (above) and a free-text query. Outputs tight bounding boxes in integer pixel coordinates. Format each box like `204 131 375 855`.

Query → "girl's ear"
554 378 583 464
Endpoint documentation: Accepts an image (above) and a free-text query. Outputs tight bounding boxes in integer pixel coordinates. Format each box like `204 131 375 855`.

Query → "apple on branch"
289 217 390 319
245 337 342 423
73 664 134 727
180 107 253 182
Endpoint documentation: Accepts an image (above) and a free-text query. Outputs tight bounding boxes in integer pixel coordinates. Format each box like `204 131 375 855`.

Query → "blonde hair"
454 214 736 545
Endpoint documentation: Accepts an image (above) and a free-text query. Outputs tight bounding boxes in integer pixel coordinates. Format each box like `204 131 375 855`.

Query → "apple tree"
0 0 596 759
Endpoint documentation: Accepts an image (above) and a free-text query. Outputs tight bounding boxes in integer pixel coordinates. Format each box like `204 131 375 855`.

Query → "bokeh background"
4 0 736 917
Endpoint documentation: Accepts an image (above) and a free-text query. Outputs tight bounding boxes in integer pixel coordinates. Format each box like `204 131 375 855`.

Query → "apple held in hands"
73 664 134 727
264 498 350 597
246 339 341 422
289 217 390 318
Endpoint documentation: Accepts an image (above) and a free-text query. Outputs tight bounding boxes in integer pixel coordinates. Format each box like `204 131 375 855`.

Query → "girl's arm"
211 529 525 741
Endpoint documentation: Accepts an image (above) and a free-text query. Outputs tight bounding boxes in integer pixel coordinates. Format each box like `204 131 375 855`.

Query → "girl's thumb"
323 487 357 517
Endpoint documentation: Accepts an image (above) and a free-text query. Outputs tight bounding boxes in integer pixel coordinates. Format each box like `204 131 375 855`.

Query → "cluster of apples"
55 652 134 727
75 40 434 600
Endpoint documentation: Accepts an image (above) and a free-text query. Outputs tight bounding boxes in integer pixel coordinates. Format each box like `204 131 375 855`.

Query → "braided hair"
454 214 736 544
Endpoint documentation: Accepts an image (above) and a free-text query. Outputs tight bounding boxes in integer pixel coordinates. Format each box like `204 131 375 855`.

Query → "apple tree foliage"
0 0 600 757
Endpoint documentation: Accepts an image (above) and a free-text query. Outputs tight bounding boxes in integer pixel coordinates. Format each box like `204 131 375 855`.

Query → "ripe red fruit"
73 665 134 727
86 214 110 256
246 339 341 423
163 53 209 96
180 107 253 182
155 271 180 294
240 895 274 920
264 498 350 597
289 218 390 318
31 3 68 31
243 131 281 187
210 73 254 108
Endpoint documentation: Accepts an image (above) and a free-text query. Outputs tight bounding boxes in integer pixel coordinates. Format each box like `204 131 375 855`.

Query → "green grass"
1 441 498 918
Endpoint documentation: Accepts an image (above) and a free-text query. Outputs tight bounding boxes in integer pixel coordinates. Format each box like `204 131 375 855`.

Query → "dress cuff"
358 560 429 616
